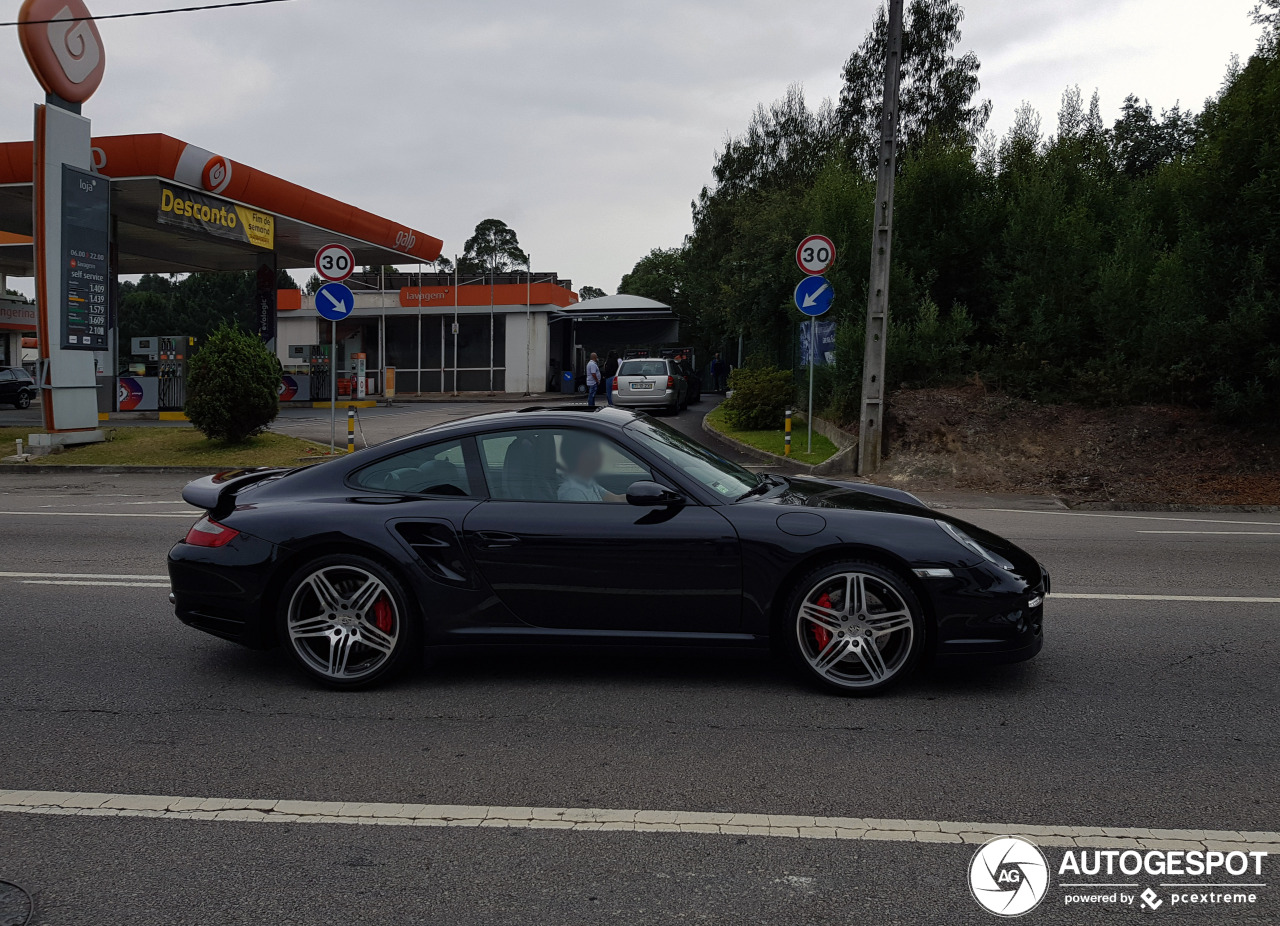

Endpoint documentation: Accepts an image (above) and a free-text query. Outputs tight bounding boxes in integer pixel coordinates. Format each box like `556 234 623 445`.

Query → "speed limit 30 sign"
315 243 355 282
796 234 836 275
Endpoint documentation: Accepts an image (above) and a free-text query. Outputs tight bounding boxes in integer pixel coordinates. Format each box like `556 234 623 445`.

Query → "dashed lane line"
1136 530 1280 536
0 510 193 519
979 509 1280 527
1 790 1276 853
21 580 170 588
0 572 168 580
1055 593 1280 604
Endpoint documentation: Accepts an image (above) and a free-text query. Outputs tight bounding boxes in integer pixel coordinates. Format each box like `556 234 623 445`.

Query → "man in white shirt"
585 352 601 407
557 432 624 503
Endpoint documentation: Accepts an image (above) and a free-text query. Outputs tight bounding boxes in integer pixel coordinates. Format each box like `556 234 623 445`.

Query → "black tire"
277 553 417 689
15 392 31 409
783 560 924 695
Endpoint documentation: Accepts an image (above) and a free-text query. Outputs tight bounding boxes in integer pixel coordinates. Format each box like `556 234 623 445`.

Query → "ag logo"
969 836 1049 917
201 155 233 194
18 0 107 104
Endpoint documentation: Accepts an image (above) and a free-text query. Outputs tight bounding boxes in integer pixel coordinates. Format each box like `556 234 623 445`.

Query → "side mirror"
626 480 686 508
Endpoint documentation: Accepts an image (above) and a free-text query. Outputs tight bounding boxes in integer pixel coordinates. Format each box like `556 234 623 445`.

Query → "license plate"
631 382 654 390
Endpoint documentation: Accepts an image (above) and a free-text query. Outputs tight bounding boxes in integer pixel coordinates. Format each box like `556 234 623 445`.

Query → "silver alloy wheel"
286 564 400 682
795 571 915 689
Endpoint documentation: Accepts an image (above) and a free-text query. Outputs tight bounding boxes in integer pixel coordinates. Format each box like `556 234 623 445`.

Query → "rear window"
618 360 667 377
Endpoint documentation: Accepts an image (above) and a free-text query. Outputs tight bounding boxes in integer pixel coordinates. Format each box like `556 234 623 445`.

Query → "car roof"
386 405 644 446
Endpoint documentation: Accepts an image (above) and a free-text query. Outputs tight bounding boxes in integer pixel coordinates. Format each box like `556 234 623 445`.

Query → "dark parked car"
169 407 1048 694
0 367 36 408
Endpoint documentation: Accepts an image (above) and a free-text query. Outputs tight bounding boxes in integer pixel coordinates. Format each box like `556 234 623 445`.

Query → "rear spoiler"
181 468 290 516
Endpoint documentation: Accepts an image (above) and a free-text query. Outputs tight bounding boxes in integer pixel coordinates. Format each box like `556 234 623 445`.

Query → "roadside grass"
0 426 335 468
705 404 838 465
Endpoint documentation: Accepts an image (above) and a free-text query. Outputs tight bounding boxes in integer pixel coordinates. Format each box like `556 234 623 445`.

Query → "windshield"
625 416 761 500
618 360 667 377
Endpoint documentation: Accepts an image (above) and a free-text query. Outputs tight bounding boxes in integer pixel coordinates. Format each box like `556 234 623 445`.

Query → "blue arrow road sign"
794 275 834 316
315 282 355 322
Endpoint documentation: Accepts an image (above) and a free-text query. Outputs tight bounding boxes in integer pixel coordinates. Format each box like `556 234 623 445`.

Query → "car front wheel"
15 392 31 409
278 554 415 689
785 561 924 695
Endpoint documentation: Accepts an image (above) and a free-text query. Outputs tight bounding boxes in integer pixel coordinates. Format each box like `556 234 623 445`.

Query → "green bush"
185 324 281 443
722 365 795 430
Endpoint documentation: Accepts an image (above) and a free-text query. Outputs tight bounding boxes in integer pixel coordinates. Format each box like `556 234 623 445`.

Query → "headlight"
936 520 1016 571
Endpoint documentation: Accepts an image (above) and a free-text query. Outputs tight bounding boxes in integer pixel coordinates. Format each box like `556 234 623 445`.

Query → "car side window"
0 370 13 382
351 438 473 496
477 428 653 503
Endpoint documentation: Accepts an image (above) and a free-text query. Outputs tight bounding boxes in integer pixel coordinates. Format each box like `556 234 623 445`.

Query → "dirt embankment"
860 386 1280 507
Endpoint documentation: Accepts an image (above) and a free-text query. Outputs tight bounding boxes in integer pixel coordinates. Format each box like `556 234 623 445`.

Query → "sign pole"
808 332 815 453
313 244 355 455
335 318 340 453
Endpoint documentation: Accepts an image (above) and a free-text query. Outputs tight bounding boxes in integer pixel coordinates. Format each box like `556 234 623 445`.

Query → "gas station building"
280 272 678 398
0 132 445 411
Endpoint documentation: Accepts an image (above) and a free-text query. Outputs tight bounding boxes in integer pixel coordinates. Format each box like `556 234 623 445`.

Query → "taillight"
185 517 240 548
666 375 674 389
612 377 618 390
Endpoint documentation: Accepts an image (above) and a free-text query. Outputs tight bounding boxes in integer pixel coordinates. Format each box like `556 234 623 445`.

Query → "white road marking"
21 580 170 588
1056 593 1280 603
1136 530 1280 536
0 510 193 519
981 508 1280 527
1 790 1275 852
0 572 169 580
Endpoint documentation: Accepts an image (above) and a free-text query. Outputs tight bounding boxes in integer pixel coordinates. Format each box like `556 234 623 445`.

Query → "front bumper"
930 562 1049 666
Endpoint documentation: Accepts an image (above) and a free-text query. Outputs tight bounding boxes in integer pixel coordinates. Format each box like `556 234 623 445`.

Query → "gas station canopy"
0 133 444 276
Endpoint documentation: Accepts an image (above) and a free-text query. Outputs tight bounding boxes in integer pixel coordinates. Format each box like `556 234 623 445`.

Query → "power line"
1 0 294 28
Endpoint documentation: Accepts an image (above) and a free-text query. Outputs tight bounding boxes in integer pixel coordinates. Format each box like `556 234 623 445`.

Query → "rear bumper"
168 532 280 648
614 388 677 408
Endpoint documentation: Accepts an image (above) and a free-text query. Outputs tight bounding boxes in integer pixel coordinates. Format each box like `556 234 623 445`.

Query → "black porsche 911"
169 406 1049 695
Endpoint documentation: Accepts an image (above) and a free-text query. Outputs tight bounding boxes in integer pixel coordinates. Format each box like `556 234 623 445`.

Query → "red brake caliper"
373 596 394 634
811 592 833 649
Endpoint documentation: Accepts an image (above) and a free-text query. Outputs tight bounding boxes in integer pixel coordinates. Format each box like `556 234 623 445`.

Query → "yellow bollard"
785 408 792 456
347 407 355 454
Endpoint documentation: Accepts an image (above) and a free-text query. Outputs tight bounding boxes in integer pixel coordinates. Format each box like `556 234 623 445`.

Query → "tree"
184 324 280 442
1110 95 1195 177
460 219 529 274
836 0 991 173
304 273 323 296
578 285 607 300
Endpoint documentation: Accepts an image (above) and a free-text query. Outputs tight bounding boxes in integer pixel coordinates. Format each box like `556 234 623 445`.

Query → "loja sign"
18 0 107 105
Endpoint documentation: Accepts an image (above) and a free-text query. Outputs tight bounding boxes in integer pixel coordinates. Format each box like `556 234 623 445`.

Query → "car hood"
761 476 934 518
759 476 1045 583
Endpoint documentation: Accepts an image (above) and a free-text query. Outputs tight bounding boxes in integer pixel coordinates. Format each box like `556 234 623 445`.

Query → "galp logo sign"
18 0 107 105
201 155 233 194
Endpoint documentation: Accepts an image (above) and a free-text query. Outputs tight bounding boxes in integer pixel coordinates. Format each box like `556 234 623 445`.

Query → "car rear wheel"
15 392 31 409
278 554 415 689
785 561 923 695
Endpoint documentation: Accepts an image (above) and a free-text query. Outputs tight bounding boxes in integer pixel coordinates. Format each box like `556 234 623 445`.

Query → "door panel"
462 500 742 633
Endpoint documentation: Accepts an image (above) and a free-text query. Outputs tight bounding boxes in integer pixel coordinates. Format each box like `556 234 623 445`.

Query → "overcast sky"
0 0 1266 296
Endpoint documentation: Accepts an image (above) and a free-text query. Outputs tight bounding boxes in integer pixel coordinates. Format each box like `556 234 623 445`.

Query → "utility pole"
857 0 904 475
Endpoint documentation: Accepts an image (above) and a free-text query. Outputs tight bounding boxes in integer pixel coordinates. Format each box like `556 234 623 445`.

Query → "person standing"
710 352 726 394
585 352 602 407
603 350 619 406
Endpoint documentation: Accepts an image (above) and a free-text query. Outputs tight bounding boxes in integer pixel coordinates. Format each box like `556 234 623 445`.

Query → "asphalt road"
1 409 1277 925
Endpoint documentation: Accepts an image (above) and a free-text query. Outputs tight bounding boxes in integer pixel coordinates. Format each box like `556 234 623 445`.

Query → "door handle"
473 530 522 549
